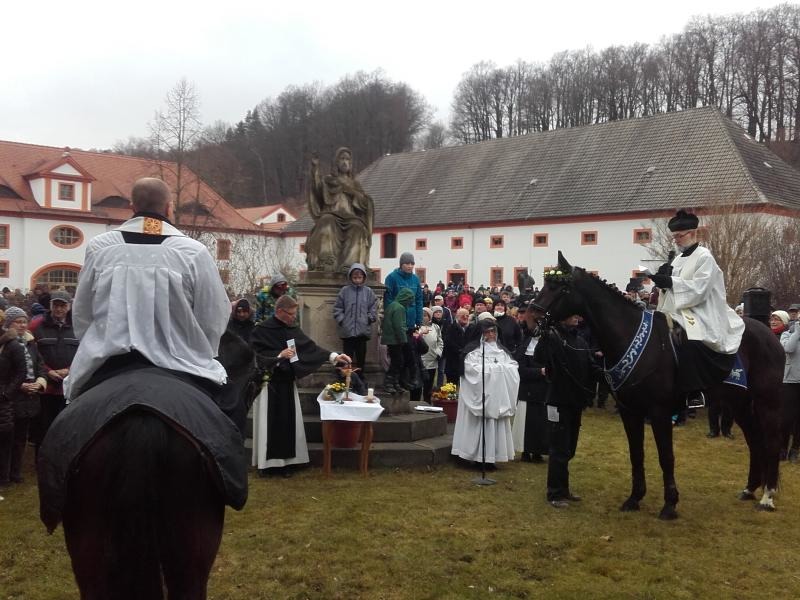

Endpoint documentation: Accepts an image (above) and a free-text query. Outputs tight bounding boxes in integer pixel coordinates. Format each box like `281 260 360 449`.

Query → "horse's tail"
102 411 170 599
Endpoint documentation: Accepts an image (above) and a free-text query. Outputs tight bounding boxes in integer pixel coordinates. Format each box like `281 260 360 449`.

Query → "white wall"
285 215 664 290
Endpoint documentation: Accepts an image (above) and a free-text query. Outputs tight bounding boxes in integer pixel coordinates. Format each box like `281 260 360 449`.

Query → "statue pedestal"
296 270 409 413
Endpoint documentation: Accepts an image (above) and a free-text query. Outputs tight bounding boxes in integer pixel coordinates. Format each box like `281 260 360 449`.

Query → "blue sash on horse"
38 366 248 533
723 354 748 390
606 310 654 391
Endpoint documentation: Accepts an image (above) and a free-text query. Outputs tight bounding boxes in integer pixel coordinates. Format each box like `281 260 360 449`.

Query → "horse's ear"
557 251 572 272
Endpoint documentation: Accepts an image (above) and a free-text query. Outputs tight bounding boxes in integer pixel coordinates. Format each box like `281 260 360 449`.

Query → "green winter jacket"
381 288 415 346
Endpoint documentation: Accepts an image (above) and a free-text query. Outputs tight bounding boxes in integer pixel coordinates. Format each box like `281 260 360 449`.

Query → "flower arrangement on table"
432 382 458 402
324 381 349 403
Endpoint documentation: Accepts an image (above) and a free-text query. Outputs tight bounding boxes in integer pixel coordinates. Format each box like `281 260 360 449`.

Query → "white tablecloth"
316 391 385 422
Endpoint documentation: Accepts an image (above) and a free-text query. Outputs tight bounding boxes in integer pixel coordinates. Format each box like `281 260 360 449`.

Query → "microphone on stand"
473 335 496 486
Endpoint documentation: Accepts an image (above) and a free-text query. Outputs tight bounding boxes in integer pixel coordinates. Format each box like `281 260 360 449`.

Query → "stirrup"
686 391 705 409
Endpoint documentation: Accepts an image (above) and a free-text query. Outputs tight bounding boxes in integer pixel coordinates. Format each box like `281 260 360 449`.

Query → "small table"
317 391 384 477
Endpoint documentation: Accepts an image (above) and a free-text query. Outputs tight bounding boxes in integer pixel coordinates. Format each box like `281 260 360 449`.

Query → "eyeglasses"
671 231 691 239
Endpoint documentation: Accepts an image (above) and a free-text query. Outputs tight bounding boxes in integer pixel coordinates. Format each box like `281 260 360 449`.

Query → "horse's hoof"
737 490 757 501
658 507 678 520
620 500 640 512
755 503 776 512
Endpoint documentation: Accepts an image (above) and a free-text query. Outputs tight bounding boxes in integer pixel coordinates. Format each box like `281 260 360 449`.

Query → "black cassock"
250 317 332 462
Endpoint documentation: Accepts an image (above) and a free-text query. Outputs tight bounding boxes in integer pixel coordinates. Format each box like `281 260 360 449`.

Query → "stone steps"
307 435 454 469
246 392 454 470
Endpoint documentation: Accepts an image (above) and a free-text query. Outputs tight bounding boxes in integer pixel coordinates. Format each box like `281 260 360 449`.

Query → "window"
490 235 504 249
513 267 528 289
34 266 80 292
581 231 598 245
381 233 397 259
415 267 427 283
451 237 464 249
533 233 549 247
299 243 306 253
633 228 652 244
58 183 75 201
0 261 8 278
217 239 231 260
415 238 427 251
0 225 8 248
490 267 504 286
277 213 286 223
219 269 231 285
49 225 83 248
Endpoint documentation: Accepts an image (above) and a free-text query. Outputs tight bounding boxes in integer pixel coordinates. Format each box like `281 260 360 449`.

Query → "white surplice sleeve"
71 240 99 339
190 245 232 355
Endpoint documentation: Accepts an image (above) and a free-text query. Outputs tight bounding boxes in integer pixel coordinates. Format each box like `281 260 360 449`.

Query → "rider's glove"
651 274 673 289
655 262 673 276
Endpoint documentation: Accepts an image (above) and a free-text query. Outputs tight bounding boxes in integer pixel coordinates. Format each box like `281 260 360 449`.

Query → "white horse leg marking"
758 487 776 511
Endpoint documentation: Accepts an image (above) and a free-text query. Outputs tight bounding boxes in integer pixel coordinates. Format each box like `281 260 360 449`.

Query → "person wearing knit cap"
256 274 296 323
770 310 790 338
0 309 27 488
651 209 744 409
383 251 423 332
227 298 255 343
4 307 47 484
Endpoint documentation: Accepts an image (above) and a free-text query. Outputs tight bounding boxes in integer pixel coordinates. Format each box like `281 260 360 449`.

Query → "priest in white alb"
451 317 519 465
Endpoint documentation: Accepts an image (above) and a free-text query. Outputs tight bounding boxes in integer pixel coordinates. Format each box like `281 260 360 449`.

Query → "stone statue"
305 147 374 273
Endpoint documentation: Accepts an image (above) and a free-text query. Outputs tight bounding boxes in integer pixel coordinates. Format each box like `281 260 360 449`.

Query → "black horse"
38 332 254 599
530 252 784 518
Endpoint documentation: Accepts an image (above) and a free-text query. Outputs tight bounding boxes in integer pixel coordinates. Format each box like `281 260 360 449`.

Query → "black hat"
667 209 699 232
235 298 251 311
789 304 800 312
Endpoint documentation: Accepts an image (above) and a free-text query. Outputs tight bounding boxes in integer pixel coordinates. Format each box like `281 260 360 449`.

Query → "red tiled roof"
0 140 259 231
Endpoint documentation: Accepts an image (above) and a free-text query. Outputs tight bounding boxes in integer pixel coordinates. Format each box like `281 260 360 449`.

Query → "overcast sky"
3 0 789 150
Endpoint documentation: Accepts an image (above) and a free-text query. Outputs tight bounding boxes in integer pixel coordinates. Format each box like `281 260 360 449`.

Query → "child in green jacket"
380 288 415 393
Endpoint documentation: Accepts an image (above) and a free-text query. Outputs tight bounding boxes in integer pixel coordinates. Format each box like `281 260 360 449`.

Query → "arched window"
31 263 81 294
50 225 84 248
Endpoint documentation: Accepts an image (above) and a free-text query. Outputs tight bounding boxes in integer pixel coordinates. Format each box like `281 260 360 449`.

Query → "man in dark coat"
227 298 255 344
534 314 600 507
443 308 470 385
249 295 350 473
514 322 549 462
32 291 79 448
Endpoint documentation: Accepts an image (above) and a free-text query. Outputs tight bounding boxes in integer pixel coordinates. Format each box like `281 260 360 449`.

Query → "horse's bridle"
531 284 571 328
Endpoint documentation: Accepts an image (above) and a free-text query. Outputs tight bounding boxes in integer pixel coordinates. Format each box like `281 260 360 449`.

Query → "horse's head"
528 251 587 329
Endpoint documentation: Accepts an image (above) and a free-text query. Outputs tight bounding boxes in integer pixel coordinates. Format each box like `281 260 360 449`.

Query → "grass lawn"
2 408 800 599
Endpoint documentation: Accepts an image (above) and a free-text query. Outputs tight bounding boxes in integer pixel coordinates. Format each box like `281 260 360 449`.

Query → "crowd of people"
3 195 800 510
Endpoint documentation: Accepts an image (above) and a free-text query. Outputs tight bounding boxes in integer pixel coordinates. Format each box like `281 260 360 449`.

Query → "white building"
0 141 290 295
284 107 800 289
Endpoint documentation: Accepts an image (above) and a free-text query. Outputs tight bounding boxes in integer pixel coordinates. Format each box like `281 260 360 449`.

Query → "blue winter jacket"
384 267 423 330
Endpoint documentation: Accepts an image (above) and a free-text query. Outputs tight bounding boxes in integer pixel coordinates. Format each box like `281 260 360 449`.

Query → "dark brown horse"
530 252 784 518
38 332 254 599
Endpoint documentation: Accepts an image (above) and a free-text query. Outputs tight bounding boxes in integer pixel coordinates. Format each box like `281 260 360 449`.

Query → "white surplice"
657 245 744 354
64 216 230 400
251 384 309 469
451 340 519 463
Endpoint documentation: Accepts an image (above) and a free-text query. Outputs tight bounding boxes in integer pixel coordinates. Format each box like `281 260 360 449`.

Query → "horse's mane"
572 266 643 313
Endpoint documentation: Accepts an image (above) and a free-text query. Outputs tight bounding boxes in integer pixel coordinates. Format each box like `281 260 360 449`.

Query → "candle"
367 388 374 401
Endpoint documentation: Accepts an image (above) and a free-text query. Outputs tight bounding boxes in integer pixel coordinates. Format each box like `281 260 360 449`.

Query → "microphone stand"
473 338 496 486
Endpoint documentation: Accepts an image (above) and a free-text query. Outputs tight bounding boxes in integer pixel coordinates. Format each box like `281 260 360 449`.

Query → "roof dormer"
24 149 95 211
